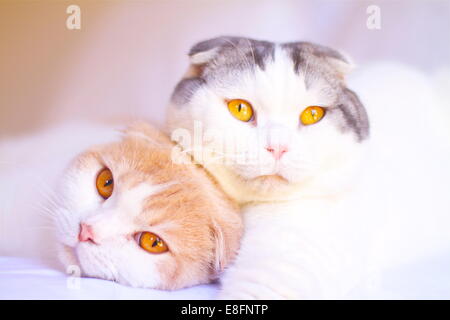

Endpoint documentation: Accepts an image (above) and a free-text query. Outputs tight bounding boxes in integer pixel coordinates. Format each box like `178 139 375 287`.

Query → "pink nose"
266 146 288 160
78 223 96 243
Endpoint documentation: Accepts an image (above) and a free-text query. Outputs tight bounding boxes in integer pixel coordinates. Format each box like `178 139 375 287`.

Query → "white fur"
168 47 450 299
55 163 176 288
169 48 366 203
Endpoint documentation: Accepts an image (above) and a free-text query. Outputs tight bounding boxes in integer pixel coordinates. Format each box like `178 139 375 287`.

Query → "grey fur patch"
189 36 275 71
171 77 205 106
281 42 349 89
282 42 369 141
282 41 349 72
172 36 275 107
335 87 370 141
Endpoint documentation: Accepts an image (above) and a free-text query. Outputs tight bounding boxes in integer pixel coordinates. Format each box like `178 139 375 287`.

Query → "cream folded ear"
210 213 243 275
121 121 174 148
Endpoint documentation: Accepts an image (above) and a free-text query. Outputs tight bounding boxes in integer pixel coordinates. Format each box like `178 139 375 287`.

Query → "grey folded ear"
311 43 354 76
189 38 354 78
187 36 275 72
183 36 242 79
284 41 354 77
173 37 247 103
188 36 244 65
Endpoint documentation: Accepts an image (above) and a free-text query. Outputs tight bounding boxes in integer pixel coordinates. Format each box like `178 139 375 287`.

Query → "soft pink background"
1 0 449 136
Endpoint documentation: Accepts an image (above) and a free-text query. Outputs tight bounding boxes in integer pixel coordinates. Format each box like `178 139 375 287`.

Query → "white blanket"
0 257 218 300
2 254 450 299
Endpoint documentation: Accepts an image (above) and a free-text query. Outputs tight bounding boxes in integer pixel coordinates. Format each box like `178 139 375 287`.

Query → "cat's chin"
57 243 98 280
243 174 315 200
251 174 290 185
208 163 303 203
57 243 81 272
206 162 354 203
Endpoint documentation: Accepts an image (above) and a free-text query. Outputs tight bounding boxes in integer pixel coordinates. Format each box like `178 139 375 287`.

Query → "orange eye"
300 106 325 125
227 99 254 122
96 168 114 199
138 232 168 254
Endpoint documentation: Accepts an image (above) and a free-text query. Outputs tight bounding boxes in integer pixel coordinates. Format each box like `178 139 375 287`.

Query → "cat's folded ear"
184 36 244 78
186 36 275 78
188 36 240 65
210 214 243 275
121 121 173 147
285 42 354 77
313 44 354 76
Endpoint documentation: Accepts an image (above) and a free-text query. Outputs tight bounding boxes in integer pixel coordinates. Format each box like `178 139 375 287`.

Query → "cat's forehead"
171 37 369 141
241 48 339 106
196 38 345 86
203 48 339 117
68 137 173 193
98 137 168 169
115 180 178 221
197 37 276 78
172 37 346 107
71 142 189 218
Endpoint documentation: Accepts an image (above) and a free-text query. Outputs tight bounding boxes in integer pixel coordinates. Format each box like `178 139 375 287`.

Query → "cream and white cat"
55 122 243 289
167 36 450 298
0 122 243 290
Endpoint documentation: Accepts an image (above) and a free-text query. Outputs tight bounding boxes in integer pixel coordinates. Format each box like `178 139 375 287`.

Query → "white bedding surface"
2 254 450 300
0 257 218 300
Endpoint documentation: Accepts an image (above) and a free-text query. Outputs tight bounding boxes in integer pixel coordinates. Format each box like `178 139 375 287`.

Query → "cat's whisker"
26 225 55 231
35 206 58 221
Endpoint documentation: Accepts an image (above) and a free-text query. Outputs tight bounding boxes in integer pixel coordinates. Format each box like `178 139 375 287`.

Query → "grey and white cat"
167 36 450 299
